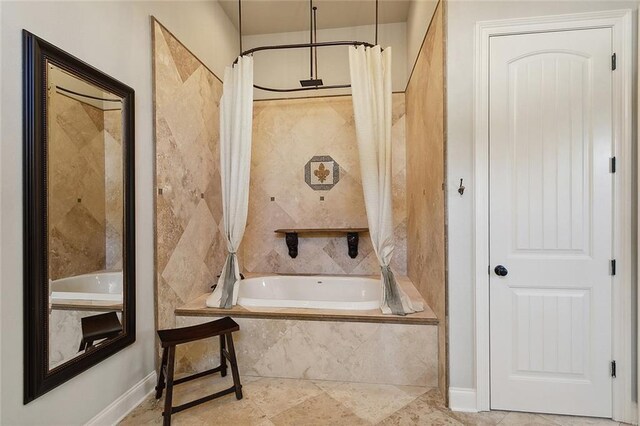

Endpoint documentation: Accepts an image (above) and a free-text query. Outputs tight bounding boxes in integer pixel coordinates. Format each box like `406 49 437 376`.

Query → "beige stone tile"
119 396 163 425
156 195 185 273
310 379 345 393
382 409 465 426
271 393 368 426
176 395 270 426
161 201 216 302
242 377 323 418
498 412 560 425
320 381 417 423
538 414 619 426
396 385 431 398
159 26 201 83
377 392 460 426
121 374 272 426
246 94 407 276
449 410 509 426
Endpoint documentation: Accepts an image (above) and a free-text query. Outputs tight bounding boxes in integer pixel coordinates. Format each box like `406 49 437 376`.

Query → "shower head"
299 78 324 87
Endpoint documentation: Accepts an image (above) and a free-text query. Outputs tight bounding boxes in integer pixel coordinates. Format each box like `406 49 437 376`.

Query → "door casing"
472 9 635 423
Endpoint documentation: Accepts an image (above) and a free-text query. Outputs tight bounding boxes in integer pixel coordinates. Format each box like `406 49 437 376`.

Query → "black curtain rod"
253 83 351 93
233 0 380 92
56 85 121 102
234 40 376 64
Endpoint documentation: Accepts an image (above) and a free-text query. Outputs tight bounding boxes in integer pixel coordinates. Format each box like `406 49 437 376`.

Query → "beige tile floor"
120 375 626 426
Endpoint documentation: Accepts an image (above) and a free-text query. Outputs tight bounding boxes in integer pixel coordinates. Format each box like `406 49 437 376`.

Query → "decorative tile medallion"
304 155 340 190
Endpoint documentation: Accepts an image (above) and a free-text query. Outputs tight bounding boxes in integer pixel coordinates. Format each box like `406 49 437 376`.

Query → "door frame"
473 9 635 422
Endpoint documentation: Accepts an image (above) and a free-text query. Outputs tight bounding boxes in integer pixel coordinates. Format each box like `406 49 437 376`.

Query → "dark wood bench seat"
155 316 242 425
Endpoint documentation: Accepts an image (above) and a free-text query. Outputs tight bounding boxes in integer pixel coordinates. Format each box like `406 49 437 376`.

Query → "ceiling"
219 0 412 35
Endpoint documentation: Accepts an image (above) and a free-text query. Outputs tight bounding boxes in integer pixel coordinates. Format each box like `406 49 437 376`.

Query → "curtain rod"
234 0 380 93
234 40 376 64
56 86 122 102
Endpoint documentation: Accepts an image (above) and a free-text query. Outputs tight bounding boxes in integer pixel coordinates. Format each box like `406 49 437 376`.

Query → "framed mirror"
23 30 135 403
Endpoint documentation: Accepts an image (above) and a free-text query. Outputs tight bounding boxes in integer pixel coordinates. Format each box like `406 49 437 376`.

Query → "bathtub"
50 271 123 303
237 275 380 310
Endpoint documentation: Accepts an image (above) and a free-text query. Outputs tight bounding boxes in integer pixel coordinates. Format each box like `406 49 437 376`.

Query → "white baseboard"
449 387 478 413
85 371 157 426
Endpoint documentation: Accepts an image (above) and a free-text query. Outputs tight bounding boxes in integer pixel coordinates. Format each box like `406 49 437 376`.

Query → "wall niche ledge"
274 228 369 259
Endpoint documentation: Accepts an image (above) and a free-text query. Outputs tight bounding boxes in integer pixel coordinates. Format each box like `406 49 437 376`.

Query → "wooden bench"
155 317 242 425
78 311 122 352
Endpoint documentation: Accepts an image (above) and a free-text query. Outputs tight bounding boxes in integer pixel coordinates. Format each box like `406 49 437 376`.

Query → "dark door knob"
494 265 508 276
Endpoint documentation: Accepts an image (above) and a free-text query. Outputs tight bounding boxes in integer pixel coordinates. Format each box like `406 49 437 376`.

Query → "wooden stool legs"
220 334 227 377
226 333 243 399
155 326 242 425
156 347 168 399
163 347 176 426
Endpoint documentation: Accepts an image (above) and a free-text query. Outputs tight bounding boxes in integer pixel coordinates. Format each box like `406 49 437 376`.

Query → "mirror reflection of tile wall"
47 70 123 279
46 64 124 369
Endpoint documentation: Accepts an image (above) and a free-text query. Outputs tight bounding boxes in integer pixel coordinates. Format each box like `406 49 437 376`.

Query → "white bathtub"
50 271 123 303
237 275 381 310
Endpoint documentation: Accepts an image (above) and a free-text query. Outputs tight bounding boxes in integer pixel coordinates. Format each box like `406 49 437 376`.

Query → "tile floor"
121 375 625 426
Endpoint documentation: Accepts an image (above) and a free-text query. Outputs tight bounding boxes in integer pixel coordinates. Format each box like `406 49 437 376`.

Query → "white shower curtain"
206 56 253 308
348 45 423 315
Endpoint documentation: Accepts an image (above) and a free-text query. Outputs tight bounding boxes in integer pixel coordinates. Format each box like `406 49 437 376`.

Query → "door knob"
494 265 508 276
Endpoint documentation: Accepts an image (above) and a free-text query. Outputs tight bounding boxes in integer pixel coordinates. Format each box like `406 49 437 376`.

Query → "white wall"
406 0 438 78
0 1 237 424
447 0 638 391
243 22 407 100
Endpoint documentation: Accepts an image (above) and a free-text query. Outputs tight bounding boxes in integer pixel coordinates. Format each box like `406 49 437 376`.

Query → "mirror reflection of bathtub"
49 271 123 369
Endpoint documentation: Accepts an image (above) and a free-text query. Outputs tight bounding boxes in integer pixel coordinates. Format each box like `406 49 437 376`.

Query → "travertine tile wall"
153 20 227 332
104 110 123 270
244 95 407 275
48 92 107 280
176 315 438 387
406 1 447 400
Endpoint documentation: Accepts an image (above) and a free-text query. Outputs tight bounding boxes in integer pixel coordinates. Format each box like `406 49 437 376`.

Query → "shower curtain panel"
206 55 254 308
348 45 423 315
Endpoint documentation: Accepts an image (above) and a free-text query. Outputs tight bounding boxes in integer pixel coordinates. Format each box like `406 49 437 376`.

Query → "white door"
489 28 614 417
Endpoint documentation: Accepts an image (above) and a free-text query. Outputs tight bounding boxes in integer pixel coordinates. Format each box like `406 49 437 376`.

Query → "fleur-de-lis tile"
305 155 340 190
314 163 330 183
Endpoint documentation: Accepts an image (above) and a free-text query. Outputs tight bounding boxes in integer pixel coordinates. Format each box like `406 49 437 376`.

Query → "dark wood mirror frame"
23 30 136 403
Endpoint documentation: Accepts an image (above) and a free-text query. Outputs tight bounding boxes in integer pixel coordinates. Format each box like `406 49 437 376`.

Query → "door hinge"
610 259 616 276
610 156 616 173
611 53 617 71
611 360 617 378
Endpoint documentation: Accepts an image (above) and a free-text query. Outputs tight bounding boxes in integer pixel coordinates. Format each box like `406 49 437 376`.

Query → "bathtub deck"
176 275 437 325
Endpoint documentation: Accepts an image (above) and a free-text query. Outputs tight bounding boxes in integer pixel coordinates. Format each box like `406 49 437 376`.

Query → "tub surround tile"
153 27 185 114
405 1 448 400
176 275 437 325
175 314 437 387
153 19 226 345
160 200 216 303
247 95 407 276
159 26 201 83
